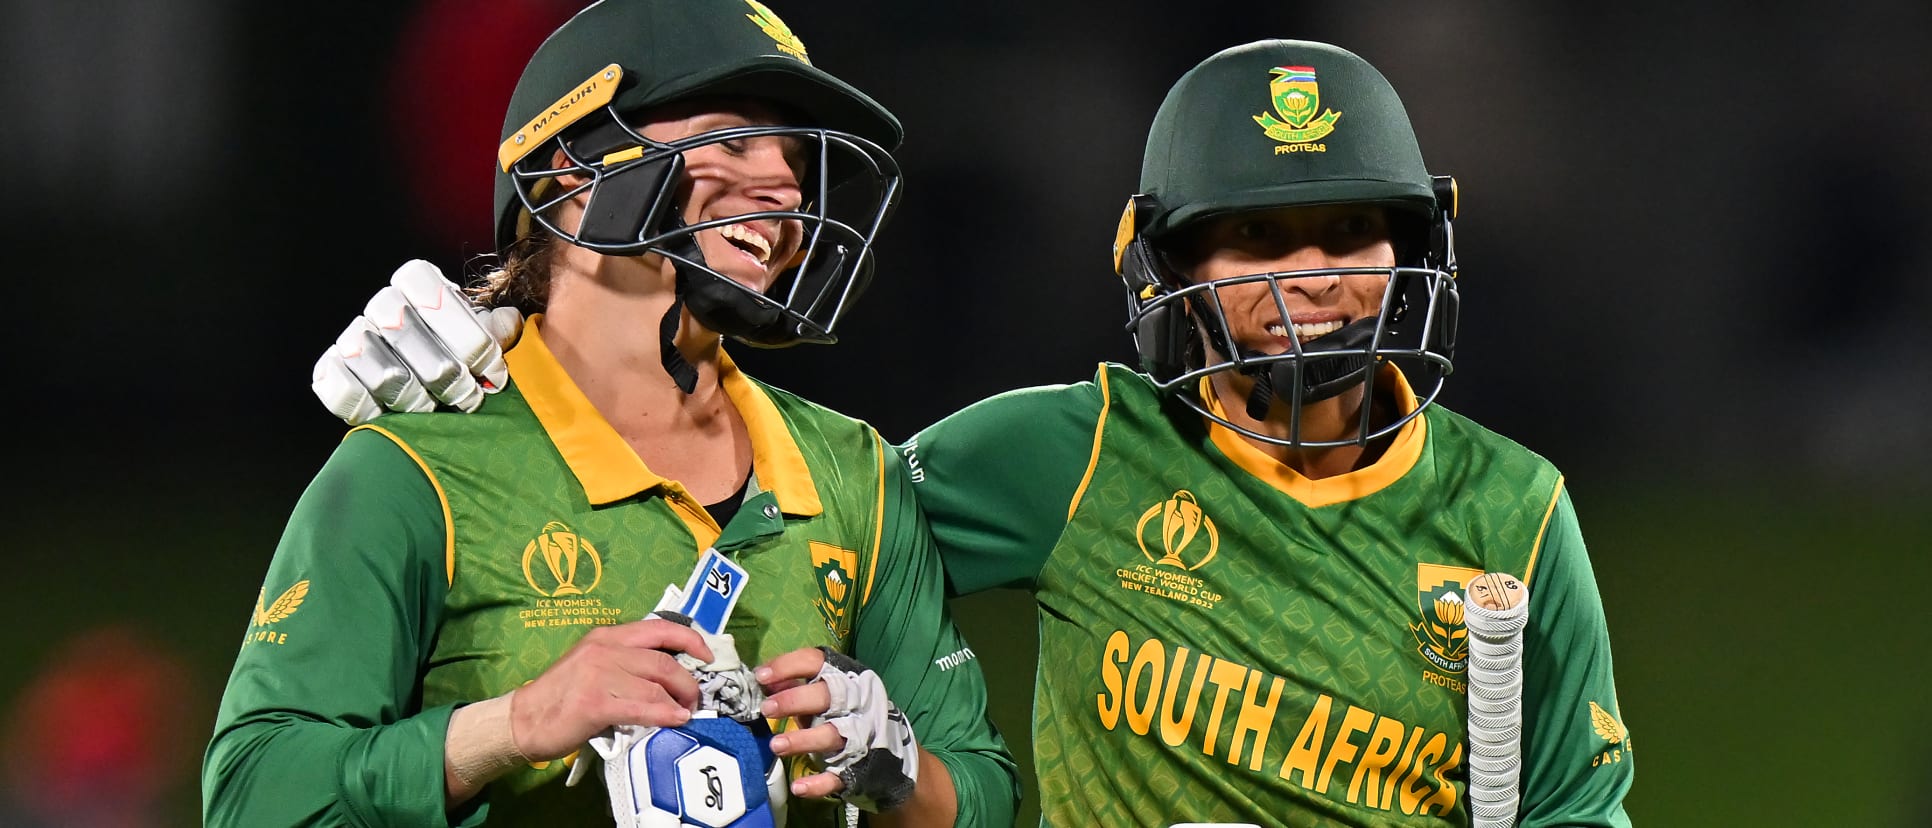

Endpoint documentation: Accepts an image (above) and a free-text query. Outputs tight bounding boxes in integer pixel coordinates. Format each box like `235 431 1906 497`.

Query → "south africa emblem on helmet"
1136 490 1219 571
1253 65 1341 150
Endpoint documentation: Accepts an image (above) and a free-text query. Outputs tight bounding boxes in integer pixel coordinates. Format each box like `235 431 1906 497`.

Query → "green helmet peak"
1138 39 1434 241
492 0 902 251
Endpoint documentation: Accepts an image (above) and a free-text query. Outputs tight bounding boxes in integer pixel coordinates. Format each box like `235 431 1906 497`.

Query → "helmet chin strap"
657 281 701 394
656 219 708 395
652 217 792 394
1241 318 1378 420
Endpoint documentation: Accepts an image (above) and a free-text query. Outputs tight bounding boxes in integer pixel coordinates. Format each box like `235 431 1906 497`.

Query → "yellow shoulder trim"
1523 475 1566 585
350 424 457 588
863 432 886 608
1066 365 1114 521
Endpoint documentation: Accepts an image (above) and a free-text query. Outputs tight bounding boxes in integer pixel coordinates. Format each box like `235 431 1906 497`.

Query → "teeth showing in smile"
717 223 772 264
1267 319 1344 342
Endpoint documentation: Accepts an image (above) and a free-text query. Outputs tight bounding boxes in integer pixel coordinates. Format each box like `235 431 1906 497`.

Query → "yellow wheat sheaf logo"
744 0 809 62
1588 699 1632 768
253 580 309 626
1135 490 1219 571
521 521 604 598
1590 701 1627 744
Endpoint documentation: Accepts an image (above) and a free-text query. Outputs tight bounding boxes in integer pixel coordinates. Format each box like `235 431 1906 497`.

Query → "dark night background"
4 1 1929 825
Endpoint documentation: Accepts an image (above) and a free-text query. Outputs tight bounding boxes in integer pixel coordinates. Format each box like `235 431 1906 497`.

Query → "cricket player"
205 1 1018 826
906 40 1633 825
313 38 1632 827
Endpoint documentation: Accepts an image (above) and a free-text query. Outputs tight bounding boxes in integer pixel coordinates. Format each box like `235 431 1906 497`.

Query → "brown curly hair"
469 229 556 316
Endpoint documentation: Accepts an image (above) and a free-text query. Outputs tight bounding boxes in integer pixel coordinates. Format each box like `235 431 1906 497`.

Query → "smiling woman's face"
635 99 810 293
1178 203 1395 357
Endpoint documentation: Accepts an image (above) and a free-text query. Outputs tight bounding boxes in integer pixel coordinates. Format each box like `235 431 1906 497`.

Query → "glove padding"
565 612 786 827
311 259 523 425
808 647 920 813
573 714 781 828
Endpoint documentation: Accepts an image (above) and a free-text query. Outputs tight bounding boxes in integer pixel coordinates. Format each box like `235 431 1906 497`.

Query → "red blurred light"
387 0 583 257
3 625 191 823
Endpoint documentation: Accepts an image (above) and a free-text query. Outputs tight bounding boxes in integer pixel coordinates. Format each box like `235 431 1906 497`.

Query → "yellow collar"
506 315 823 515
1200 363 1427 508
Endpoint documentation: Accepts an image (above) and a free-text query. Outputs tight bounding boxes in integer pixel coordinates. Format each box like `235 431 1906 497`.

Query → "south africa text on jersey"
520 597 626 628
1097 630 1462 818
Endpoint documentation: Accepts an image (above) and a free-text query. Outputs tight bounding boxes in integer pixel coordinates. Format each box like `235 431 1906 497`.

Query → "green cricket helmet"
494 0 904 368
1112 39 1460 447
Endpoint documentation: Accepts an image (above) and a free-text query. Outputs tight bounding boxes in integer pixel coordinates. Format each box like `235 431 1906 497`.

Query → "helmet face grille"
484 0 904 348
492 1 902 259
508 106 903 347
1128 263 1458 448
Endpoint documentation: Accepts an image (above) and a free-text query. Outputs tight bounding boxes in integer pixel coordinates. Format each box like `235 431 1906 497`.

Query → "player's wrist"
445 690 529 793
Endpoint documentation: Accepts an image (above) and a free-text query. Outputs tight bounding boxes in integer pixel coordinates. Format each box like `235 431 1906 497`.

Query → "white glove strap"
676 632 766 722
808 648 918 812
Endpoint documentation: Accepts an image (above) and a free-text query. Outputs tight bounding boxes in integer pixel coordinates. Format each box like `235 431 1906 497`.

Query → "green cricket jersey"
204 318 1017 827
907 363 1632 827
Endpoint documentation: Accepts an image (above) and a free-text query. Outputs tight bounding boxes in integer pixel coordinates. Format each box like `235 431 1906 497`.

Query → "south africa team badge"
1253 65 1342 149
1410 563 1483 673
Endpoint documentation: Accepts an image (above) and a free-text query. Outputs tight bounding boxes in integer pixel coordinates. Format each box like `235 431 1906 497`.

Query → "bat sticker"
677 548 749 634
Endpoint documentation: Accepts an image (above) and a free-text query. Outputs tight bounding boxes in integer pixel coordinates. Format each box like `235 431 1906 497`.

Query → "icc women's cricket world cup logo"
522 520 604 598
1136 490 1220 571
1254 65 1342 148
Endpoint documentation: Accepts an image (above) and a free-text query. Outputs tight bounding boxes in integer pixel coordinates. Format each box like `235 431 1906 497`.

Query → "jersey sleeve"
201 428 468 827
1518 487 1635 828
901 371 1110 596
850 432 1020 827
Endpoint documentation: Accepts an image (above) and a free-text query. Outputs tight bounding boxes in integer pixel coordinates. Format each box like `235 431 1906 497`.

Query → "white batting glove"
310 260 524 425
565 611 788 828
809 648 919 813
